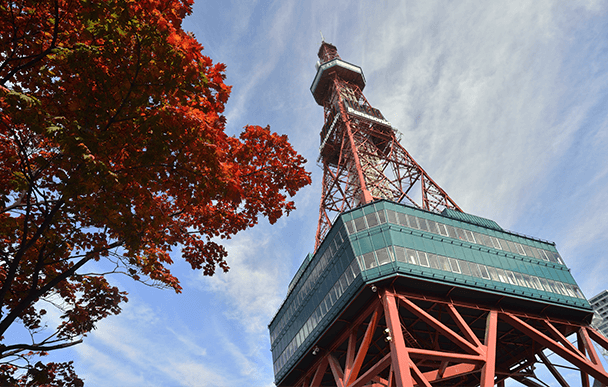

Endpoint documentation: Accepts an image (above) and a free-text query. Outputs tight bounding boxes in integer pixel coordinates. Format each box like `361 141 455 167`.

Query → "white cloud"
74 298 229 387
204 232 291 336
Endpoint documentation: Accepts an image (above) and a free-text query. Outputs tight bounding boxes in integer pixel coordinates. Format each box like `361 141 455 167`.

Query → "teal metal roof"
441 208 503 231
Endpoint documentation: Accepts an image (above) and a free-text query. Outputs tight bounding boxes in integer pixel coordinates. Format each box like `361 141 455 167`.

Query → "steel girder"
288 287 608 387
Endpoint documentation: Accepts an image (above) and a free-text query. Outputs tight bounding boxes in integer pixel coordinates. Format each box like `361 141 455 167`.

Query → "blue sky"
37 1 608 386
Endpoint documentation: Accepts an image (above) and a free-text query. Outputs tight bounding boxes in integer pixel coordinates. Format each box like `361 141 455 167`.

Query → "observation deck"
268 200 592 386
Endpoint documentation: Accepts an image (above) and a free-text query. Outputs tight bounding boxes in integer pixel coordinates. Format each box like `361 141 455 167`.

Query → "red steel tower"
268 42 608 387
312 42 461 250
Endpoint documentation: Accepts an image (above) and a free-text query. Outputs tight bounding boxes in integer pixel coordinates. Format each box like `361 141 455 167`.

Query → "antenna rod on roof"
320 31 325 43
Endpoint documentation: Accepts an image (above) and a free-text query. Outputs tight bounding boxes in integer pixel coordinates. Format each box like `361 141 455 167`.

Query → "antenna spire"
319 31 325 43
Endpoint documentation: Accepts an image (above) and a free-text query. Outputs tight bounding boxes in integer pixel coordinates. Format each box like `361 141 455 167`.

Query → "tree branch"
0 0 61 86
0 239 122 338
0 339 83 358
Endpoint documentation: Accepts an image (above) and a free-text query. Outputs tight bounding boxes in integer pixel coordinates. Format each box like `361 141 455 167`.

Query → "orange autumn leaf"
0 0 311 384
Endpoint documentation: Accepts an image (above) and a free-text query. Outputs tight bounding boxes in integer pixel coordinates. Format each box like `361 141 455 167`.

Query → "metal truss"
291 287 608 387
315 77 461 249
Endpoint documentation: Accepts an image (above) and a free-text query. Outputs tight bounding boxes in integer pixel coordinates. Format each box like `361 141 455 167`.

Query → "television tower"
268 42 608 387
312 42 460 249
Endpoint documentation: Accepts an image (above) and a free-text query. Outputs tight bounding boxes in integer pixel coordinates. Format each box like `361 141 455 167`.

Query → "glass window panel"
469 262 482 278
437 223 449 237
350 259 361 276
496 268 508 283
575 286 585 299
331 239 338 254
377 210 387 224
341 226 348 242
344 266 354 285
523 274 535 289
417 251 429 267
565 284 577 298
530 247 541 260
405 248 418 264
556 282 568 296
334 283 343 299
476 233 491 247
464 230 476 243
546 251 558 263
345 220 355 234
428 253 440 269
394 246 407 263
522 244 534 257
546 280 558 294
538 249 549 261
459 260 471 276
339 275 348 292
387 210 398 224
397 212 408 227
479 265 490 280
456 227 467 241
354 216 367 232
487 266 500 281
555 253 564 265
376 248 392 265
328 287 337 304
406 214 419 229
515 243 526 255
446 225 458 239
419 218 430 231
539 278 551 292
490 237 502 250
449 258 461 273
362 252 377 269
506 271 517 285
504 240 517 254
531 277 543 291
320 299 328 315
426 219 439 234
513 273 526 287
437 255 450 271
366 213 379 228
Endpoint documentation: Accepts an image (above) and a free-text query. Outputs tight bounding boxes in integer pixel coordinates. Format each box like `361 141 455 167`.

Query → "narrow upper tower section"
311 42 365 105
311 42 461 249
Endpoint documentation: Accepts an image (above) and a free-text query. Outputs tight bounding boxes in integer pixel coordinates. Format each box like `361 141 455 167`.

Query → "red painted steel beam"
588 326 608 351
500 312 608 386
310 358 328 387
480 310 497 387
409 361 432 387
543 320 586 358
395 294 482 355
346 305 382 385
446 303 484 351
328 354 345 387
579 327 605 367
537 350 571 387
383 291 415 387
343 329 357 383
406 348 485 363
423 363 479 381
349 353 392 387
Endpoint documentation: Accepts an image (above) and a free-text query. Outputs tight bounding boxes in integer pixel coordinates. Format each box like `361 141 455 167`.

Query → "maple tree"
0 0 311 384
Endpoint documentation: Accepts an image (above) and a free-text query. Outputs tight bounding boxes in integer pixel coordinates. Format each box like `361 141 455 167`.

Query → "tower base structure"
289 285 608 387
269 201 608 387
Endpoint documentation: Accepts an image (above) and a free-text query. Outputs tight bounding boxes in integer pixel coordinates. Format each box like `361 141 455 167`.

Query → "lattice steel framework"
291 285 608 387
312 42 461 250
